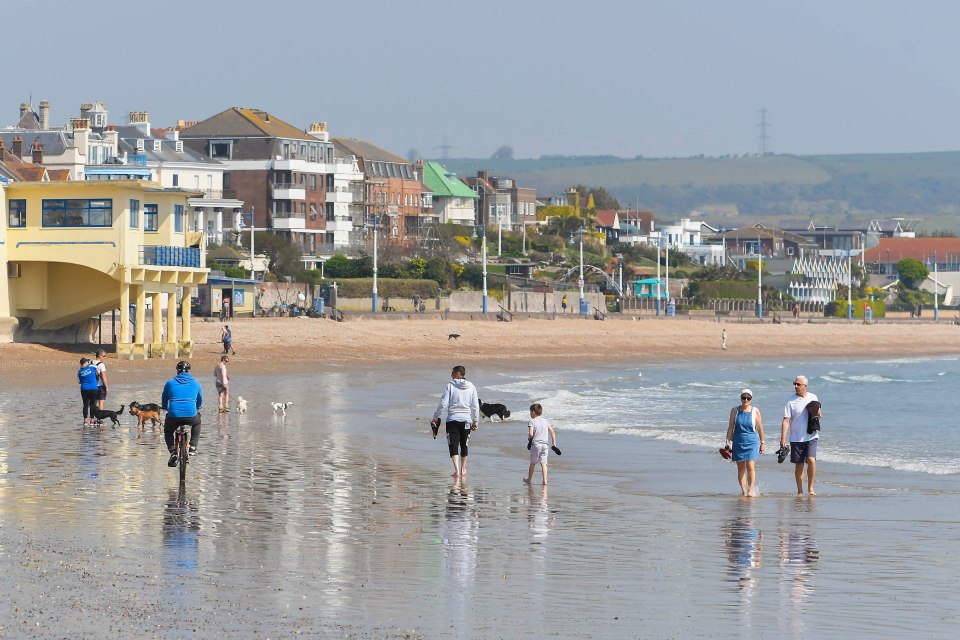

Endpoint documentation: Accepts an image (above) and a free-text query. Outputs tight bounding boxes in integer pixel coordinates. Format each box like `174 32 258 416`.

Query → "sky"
5 0 960 159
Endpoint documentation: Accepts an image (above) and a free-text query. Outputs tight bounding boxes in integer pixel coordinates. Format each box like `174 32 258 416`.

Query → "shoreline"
3 316 957 378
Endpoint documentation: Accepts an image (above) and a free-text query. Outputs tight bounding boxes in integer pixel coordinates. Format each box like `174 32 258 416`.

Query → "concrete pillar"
132 284 146 359
180 285 193 356
151 291 163 357
119 282 130 344
165 289 177 355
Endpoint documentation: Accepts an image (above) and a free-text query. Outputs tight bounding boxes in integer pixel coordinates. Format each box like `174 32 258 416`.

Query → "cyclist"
162 360 203 468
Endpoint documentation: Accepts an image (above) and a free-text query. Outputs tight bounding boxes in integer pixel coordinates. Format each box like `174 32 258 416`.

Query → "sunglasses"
741 395 751 401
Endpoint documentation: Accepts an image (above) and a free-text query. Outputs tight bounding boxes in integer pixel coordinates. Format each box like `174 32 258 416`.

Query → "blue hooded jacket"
161 372 203 418
78 363 99 391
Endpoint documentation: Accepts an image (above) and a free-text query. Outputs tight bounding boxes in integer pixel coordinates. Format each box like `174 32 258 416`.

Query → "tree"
241 231 303 279
570 185 621 210
896 258 929 289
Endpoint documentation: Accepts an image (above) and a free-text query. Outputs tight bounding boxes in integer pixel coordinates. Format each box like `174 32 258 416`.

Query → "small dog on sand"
448 333 461 340
271 401 294 416
129 401 161 430
236 396 247 415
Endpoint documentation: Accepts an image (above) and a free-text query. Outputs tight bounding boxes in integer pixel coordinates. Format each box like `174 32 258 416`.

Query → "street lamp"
480 225 488 313
847 248 853 320
665 238 671 316
578 225 586 316
371 214 379 312
756 235 763 319
655 235 662 317
933 251 939 321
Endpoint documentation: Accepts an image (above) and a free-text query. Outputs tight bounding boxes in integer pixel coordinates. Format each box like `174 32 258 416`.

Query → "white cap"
741 389 753 398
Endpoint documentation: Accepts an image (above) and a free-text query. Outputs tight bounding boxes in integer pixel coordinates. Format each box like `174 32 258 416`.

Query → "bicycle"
173 423 190 484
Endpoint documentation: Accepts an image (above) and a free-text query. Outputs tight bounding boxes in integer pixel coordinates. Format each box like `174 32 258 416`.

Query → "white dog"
271 401 294 416
236 396 247 415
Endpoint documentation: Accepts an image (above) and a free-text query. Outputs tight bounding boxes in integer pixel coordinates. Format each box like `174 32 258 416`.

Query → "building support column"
165 289 178 356
150 292 163 358
180 285 193 357
133 284 146 359
118 281 131 358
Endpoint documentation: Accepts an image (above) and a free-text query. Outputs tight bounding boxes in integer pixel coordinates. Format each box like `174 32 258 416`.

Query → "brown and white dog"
129 401 162 431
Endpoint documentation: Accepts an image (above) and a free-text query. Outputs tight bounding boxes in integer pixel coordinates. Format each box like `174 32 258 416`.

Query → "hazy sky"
6 0 960 159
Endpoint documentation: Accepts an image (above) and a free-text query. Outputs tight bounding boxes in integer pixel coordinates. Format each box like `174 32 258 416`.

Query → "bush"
826 299 886 318
330 278 439 299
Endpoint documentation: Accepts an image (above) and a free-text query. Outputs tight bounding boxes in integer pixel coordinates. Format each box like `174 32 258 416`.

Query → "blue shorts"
97 386 107 400
790 440 818 464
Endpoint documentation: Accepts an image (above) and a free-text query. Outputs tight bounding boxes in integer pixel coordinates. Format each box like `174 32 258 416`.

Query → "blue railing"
140 245 201 268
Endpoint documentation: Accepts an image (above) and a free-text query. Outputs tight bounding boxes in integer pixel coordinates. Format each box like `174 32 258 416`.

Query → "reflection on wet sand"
724 499 763 603
778 499 820 636
163 487 200 574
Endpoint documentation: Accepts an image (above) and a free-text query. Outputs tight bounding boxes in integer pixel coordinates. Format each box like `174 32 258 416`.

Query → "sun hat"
740 389 753 399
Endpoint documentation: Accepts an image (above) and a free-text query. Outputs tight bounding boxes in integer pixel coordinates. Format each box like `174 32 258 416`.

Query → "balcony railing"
140 245 201 268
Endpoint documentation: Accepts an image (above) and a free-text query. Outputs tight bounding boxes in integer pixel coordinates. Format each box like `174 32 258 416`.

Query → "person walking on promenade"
561 295 568 313
780 375 821 495
431 365 480 479
93 348 109 412
222 324 235 355
722 329 728 350
215 354 230 413
725 389 764 496
77 357 100 427
524 403 558 485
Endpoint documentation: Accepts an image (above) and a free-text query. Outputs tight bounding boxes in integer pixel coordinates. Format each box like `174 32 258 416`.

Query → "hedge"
331 278 440 299
825 299 886 318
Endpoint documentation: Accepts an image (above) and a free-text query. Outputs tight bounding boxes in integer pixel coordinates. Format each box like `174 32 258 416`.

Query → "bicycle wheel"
178 431 189 484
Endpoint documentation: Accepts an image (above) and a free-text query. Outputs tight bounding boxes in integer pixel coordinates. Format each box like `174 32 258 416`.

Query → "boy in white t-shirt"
524 403 558 485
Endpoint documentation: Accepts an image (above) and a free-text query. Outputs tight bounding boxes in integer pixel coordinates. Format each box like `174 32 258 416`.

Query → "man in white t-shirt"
780 375 821 495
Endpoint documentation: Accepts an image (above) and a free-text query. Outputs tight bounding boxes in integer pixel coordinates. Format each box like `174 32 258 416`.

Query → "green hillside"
437 152 960 230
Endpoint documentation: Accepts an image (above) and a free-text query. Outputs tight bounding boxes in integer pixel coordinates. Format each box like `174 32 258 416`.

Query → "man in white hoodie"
431 365 480 478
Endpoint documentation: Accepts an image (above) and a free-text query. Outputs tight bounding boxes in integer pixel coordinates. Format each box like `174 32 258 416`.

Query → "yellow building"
1 179 207 358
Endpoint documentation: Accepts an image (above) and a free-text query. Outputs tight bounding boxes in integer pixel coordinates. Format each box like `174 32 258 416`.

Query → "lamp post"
616 253 623 299
756 236 763 319
847 248 853 320
665 238 671 315
497 203 503 257
934 251 939 321
655 235 662 317
371 214 379 312
578 225 586 316
481 226 488 313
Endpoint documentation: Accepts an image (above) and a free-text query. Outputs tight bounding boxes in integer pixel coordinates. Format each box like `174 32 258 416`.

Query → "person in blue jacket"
162 360 203 467
77 357 100 427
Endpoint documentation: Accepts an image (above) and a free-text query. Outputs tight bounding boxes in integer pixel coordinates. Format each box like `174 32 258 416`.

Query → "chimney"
308 122 329 141
31 138 43 164
19 103 29 118
12 136 24 158
39 100 49 129
128 111 151 136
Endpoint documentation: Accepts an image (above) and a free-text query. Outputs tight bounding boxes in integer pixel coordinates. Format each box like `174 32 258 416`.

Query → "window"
174 205 184 232
144 204 158 231
309 203 317 220
310 174 316 191
42 199 112 227
129 199 140 228
210 141 232 159
7 199 26 227
172 174 179 187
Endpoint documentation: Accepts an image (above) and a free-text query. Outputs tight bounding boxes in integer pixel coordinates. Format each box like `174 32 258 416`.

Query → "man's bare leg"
807 458 816 495
451 455 461 478
524 463 535 484
794 463 805 495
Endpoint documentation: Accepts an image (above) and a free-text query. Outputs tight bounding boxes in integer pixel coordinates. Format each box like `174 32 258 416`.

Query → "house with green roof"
420 161 478 226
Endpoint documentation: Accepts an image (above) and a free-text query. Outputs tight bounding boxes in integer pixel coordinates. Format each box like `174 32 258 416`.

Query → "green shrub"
826 299 886 318
331 278 439 299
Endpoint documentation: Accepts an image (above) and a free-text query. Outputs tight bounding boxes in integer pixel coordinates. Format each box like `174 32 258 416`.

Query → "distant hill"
435 152 960 231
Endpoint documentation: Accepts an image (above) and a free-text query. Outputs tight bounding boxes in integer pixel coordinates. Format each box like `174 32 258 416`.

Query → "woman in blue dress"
725 389 765 497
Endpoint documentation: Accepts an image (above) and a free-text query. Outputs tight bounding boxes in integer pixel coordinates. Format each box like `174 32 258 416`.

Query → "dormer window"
153 140 162 152
210 140 232 159
175 140 183 153
136 139 145 151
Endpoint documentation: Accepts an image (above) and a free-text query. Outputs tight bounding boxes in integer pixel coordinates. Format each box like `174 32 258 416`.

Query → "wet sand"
2 320 959 637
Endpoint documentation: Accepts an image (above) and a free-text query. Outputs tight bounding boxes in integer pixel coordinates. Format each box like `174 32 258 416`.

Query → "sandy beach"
2 315 957 376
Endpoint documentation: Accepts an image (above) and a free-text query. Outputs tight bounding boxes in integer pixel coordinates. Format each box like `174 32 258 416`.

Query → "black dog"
92 404 125 426
479 400 510 422
130 401 161 413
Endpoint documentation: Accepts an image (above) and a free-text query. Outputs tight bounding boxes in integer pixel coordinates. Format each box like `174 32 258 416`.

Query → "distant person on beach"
725 389 765 496
94 348 108 411
561 295 567 313
215 354 230 413
220 299 230 321
413 292 422 313
431 365 480 479
793 303 800 318
781 375 821 495
77 357 99 427
722 329 728 350
222 324 235 355
524 403 558 485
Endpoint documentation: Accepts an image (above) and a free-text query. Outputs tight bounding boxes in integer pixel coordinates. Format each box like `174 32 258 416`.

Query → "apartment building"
180 108 336 253
332 138 426 241
463 171 537 230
